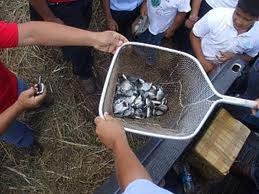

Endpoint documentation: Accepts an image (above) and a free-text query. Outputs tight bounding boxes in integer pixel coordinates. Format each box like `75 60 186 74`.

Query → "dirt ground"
0 1 145 193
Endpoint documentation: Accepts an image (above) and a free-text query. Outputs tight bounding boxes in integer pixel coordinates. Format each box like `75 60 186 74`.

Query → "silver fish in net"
113 74 168 119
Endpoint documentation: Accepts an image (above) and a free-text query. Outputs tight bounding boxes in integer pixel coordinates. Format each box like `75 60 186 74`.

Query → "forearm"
113 140 151 191
190 31 212 72
18 21 97 47
241 54 253 62
190 0 202 17
0 101 24 134
169 12 187 33
29 0 56 21
102 0 113 20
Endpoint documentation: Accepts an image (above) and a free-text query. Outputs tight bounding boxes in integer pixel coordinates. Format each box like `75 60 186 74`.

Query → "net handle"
219 95 257 108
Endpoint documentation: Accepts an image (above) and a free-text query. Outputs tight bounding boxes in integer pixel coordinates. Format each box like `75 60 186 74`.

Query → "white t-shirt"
123 179 173 194
193 8 259 64
147 0 191 35
205 0 238 9
110 0 143 11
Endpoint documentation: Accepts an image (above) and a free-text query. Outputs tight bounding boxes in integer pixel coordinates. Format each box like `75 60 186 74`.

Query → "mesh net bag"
99 43 218 139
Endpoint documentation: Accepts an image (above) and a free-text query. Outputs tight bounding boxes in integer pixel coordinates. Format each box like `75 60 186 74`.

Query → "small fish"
157 104 168 112
140 82 152 92
114 99 129 114
156 88 165 101
120 80 134 93
134 95 144 108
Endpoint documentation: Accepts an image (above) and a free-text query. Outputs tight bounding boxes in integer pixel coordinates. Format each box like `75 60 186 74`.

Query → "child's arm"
165 12 187 38
190 31 214 73
101 0 119 31
185 0 202 29
29 0 64 24
140 0 148 16
217 51 253 63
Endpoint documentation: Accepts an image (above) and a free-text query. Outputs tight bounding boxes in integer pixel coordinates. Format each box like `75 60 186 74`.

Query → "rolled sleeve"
123 179 173 194
192 12 210 38
0 21 18 48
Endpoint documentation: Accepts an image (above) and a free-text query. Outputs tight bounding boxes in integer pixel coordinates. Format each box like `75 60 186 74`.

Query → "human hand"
16 87 47 110
185 15 199 29
164 27 175 39
200 59 215 73
95 113 128 150
93 31 128 54
140 2 148 16
217 51 236 63
107 18 119 31
252 99 259 116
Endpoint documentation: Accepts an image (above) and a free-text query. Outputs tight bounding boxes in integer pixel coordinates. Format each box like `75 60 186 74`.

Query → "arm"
217 51 253 63
190 31 214 73
95 113 151 191
0 87 46 134
101 0 119 31
0 102 24 134
185 0 202 29
165 12 187 38
18 21 127 53
29 0 63 24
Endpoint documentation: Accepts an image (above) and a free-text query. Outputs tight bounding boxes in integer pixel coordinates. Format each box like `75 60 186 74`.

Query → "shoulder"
205 8 233 26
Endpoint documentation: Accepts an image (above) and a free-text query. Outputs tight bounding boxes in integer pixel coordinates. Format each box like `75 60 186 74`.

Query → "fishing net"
100 43 218 139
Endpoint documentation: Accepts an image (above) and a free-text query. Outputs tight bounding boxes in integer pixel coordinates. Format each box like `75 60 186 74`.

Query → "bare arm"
101 0 113 20
0 102 24 134
165 12 187 38
101 0 119 31
0 87 46 134
29 0 63 24
241 54 253 62
190 0 202 18
190 30 214 73
113 134 151 190
185 0 202 29
18 21 127 53
95 114 151 191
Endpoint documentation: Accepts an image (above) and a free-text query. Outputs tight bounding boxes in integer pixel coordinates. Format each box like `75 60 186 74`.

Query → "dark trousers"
176 0 212 54
111 6 141 40
30 0 94 79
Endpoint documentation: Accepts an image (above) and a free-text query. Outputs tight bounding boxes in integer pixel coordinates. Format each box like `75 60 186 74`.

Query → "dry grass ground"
0 0 145 193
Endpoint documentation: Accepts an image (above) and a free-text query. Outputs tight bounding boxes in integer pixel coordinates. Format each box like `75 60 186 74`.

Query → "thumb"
94 116 103 125
25 87 36 97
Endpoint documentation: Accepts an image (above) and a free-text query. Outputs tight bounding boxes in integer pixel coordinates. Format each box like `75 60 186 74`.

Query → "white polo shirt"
205 0 238 9
147 0 191 35
110 0 143 11
193 8 259 64
123 179 173 194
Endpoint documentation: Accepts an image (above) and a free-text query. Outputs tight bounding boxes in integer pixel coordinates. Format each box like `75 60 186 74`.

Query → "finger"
115 22 119 31
94 116 103 125
27 87 37 97
104 112 113 120
113 32 128 44
252 109 256 116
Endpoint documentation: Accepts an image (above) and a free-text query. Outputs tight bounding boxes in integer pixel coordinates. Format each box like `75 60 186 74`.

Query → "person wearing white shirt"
138 0 191 45
190 0 259 74
102 0 144 38
94 113 174 194
185 0 238 29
